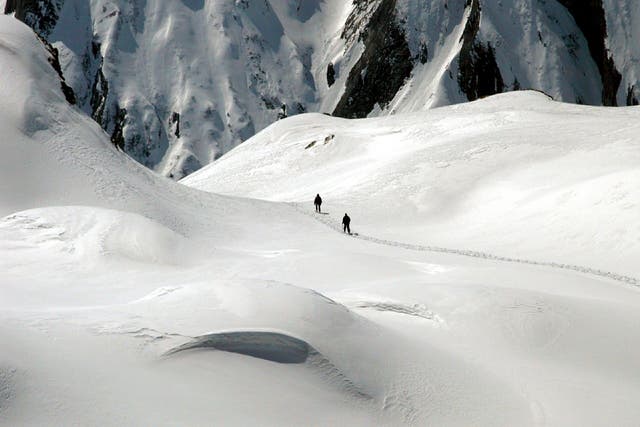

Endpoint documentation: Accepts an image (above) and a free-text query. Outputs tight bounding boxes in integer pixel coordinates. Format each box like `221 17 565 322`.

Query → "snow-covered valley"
1 13 640 426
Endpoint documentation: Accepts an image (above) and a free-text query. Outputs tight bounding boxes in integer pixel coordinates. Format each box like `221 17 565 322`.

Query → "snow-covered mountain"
4 0 640 178
2 13 640 426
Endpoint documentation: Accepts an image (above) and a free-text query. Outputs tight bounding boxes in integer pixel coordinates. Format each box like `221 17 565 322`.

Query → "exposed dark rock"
36 35 76 105
333 0 413 118
458 0 504 101
90 67 108 125
110 106 126 150
56 74 76 106
341 0 379 44
327 62 336 87
277 104 287 120
91 40 100 56
294 102 306 114
262 95 283 111
169 112 181 138
417 42 429 64
4 0 15 13
5 0 62 37
8 1 80 106
627 85 639 106
512 77 521 91
555 0 621 105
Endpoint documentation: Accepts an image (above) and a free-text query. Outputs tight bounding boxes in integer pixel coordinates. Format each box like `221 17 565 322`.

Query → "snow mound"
0 207 190 266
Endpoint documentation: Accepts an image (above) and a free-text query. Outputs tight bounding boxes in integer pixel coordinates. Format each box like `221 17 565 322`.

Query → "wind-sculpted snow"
165 331 372 399
166 331 312 364
348 300 442 322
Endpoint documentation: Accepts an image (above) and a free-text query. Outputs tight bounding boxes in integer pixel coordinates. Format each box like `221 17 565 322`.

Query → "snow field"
184 91 640 277
1 15 640 426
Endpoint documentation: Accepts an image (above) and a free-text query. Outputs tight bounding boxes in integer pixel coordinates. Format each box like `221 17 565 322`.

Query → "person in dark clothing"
314 194 322 213
342 213 351 234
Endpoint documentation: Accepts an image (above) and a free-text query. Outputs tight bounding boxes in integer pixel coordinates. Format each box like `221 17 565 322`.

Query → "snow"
184 91 640 278
34 0 640 178
603 0 640 103
2 15 640 426
479 0 602 104
37 0 357 178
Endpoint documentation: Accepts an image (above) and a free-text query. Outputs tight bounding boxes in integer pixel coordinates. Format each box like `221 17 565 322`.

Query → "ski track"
292 203 639 287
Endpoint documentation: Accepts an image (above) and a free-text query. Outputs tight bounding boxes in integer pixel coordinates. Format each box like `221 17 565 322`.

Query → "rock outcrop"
555 0 621 106
333 0 413 118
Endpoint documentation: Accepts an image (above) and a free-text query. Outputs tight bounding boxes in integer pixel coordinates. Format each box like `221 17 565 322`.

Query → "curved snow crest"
165 331 311 363
348 300 444 323
165 330 372 399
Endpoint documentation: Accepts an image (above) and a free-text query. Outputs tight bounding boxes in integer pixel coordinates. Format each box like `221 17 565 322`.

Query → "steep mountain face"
457 0 504 102
4 0 350 178
5 0 640 177
332 0 413 118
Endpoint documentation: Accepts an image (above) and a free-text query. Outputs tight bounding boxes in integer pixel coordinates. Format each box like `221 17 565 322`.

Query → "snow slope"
2 15 640 426
4 0 356 178
183 91 640 278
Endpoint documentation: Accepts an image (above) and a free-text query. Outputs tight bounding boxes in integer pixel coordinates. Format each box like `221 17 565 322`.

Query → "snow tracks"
293 203 639 287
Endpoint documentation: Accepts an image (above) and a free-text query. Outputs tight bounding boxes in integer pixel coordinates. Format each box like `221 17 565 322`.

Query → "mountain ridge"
4 0 639 178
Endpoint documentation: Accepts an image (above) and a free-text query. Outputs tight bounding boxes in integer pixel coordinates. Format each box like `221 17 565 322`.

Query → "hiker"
342 213 351 234
314 194 322 213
